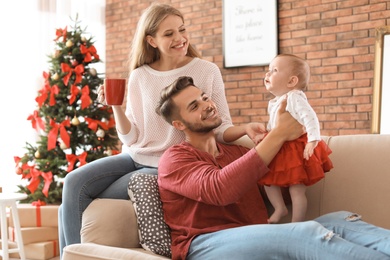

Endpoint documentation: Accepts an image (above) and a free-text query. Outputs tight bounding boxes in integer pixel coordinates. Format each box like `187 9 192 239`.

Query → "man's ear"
287 75 298 89
146 35 157 48
172 120 186 131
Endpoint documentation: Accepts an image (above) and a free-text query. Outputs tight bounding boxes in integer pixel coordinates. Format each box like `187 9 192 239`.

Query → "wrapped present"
9 204 59 228
8 226 58 245
24 240 59 260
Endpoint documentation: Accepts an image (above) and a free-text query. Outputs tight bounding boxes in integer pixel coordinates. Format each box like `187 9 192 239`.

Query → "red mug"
104 78 126 105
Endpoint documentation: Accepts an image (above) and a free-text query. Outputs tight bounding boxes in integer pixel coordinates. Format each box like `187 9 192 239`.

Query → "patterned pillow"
128 172 172 258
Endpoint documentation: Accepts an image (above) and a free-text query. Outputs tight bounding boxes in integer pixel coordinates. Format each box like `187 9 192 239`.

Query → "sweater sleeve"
207 63 234 142
287 91 321 142
158 144 269 206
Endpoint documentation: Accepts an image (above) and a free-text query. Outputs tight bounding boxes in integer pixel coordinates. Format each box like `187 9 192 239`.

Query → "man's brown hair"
156 76 195 125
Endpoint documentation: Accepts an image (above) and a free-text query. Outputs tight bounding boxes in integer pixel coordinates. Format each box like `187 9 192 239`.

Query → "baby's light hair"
277 54 310 90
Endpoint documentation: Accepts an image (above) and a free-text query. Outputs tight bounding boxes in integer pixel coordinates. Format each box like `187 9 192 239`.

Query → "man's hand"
274 98 304 142
254 98 305 165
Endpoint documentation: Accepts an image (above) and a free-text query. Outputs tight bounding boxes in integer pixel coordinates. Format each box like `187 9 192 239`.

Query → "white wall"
380 35 390 134
0 0 105 193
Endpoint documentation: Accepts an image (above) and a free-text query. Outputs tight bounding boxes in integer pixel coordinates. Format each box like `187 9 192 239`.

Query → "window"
0 0 106 193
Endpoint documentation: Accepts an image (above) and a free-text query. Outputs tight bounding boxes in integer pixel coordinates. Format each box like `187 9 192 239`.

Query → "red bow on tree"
26 167 53 198
80 44 99 62
35 83 59 107
54 26 67 42
27 110 45 131
61 63 84 86
43 71 50 84
47 119 71 150
35 84 50 107
49 85 59 106
66 151 88 172
69 85 90 109
80 85 91 109
85 117 109 131
69 85 79 105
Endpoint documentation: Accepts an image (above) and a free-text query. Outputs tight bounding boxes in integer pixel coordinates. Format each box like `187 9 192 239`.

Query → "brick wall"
105 0 390 136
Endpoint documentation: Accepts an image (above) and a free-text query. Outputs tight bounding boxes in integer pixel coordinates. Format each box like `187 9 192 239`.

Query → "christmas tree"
14 16 120 205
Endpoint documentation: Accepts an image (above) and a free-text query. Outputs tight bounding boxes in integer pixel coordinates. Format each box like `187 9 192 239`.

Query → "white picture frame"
223 0 278 68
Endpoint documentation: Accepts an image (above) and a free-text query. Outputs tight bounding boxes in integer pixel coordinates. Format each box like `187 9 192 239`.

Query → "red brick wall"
105 0 390 136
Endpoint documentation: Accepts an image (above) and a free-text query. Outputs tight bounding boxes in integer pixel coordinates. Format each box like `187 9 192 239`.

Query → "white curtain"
0 0 105 193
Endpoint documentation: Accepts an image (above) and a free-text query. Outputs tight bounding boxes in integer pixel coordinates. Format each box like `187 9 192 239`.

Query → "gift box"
8 226 58 245
24 240 59 260
9 204 59 228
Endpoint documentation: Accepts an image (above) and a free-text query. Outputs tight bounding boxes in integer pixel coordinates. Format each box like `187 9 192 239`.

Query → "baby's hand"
304 141 318 160
245 122 266 144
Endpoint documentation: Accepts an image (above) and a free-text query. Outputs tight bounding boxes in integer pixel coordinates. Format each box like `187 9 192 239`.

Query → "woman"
58 3 263 257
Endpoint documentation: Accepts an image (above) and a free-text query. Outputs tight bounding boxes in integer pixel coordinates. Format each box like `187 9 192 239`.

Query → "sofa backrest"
306 134 390 229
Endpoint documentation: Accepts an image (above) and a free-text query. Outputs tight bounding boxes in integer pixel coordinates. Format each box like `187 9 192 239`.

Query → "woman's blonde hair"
128 3 201 72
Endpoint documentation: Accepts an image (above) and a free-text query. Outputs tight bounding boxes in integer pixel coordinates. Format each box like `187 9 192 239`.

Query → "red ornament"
71 59 79 66
15 166 23 175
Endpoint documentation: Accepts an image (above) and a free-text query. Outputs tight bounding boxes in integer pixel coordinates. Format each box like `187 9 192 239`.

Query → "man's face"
172 85 222 133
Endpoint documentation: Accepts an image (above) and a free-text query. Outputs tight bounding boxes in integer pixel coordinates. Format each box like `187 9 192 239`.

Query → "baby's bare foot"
268 207 288 224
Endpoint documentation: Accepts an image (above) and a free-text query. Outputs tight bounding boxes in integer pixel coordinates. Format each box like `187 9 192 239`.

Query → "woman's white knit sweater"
117 58 233 167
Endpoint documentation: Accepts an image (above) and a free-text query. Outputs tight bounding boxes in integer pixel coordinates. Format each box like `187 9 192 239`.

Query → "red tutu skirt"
259 134 333 187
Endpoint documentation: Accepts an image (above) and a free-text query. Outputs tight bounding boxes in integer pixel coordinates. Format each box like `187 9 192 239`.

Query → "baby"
259 54 333 223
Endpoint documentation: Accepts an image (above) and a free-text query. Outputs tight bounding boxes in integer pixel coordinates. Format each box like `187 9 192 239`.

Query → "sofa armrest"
81 198 141 248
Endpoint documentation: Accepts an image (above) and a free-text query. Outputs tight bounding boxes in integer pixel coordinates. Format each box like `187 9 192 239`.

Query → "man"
156 76 390 260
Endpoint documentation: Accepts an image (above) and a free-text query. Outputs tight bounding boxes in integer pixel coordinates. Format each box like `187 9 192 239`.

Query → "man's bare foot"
268 207 288 224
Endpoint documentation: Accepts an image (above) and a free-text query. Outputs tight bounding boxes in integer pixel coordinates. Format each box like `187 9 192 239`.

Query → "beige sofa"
63 134 390 259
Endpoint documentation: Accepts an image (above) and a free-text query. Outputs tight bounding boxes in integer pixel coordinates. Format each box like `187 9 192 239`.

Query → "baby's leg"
290 184 307 222
264 185 288 223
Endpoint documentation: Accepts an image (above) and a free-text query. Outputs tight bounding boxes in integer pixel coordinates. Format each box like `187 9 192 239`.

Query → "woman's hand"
98 83 131 135
97 85 106 105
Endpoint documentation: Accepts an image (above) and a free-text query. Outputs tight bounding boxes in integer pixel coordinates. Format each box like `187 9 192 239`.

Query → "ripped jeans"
188 211 390 260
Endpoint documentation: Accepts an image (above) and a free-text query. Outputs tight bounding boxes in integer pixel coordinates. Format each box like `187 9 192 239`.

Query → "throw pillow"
128 172 172 258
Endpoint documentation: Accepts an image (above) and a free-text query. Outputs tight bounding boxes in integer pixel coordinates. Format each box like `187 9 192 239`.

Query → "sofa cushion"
81 199 140 248
128 172 172 258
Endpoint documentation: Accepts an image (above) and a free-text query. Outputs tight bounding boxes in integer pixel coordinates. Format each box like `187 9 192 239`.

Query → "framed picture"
372 25 390 134
223 0 278 68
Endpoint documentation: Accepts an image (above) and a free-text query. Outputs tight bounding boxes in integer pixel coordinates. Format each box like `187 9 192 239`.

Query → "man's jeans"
188 211 390 259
